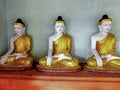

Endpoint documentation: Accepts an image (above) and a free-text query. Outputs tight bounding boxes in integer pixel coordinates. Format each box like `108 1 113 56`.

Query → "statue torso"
52 34 72 56
96 33 116 55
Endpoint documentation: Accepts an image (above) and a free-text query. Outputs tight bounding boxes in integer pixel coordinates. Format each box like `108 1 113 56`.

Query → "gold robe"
0 34 33 66
87 33 120 69
39 34 79 69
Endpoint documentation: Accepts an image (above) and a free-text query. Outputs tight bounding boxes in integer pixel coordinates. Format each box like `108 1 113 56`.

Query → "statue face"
54 23 65 34
100 21 112 33
14 24 25 35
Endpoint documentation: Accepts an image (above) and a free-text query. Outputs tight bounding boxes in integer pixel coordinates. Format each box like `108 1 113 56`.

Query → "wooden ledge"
0 69 120 90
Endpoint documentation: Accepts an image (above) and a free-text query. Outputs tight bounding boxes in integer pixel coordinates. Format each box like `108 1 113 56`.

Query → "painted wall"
0 0 7 54
6 0 120 63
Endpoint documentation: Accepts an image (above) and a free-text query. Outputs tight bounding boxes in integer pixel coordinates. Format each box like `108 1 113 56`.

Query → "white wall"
6 0 120 62
0 0 7 54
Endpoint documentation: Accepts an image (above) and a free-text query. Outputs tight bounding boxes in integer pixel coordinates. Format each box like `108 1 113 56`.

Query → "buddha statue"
36 16 81 72
86 14 120 73
0 19 33 70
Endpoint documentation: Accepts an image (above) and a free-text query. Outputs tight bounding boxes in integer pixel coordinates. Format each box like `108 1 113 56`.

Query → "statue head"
98 14 112 33
13 18 26 35
54 16 65 34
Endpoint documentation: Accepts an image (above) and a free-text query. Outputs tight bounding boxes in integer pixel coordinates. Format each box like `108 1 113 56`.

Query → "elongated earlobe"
22 27 25 34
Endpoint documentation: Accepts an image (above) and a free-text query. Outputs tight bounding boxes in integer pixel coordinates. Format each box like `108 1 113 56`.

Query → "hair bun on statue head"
54 16 65 25
57 16 64 21
99 14 112 25
102 14 108 19
14 18 25 27
16 18 23 23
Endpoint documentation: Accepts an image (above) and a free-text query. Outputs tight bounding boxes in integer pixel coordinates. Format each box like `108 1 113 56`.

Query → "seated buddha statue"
0 19 33 70
86 14 120 73
36 16 81 72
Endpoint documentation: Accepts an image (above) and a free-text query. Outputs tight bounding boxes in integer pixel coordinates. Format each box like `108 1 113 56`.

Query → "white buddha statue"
36 16 81 72
0 19 33 70
86 14 120 72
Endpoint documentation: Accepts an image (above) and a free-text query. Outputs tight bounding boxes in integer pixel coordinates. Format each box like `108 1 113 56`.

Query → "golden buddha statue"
36 16 81 72
86 14 120 73
0 19 33 70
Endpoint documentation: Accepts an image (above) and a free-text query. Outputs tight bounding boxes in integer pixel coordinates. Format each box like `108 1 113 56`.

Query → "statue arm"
66 37 72 55
46 37 53 65
1 37 14 64
91 36 102 66
5 37 14 56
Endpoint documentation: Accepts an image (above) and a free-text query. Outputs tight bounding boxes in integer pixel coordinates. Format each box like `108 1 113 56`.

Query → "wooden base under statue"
85 65 120 73
0 65 32 70
36 64 81 72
